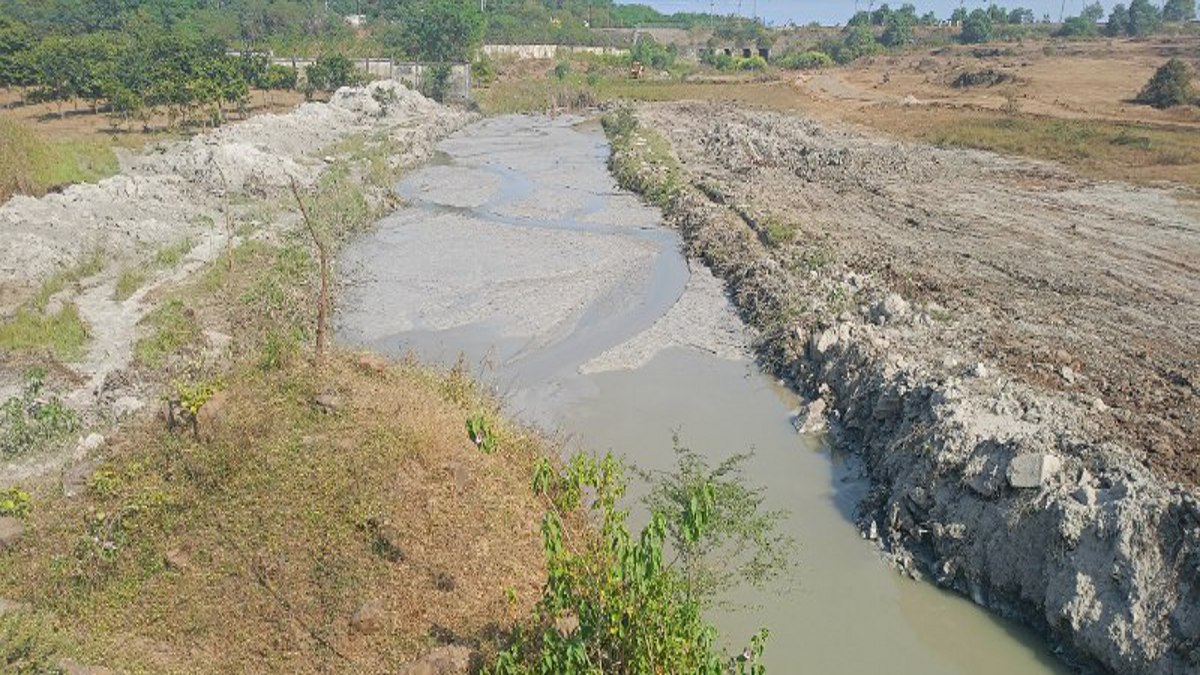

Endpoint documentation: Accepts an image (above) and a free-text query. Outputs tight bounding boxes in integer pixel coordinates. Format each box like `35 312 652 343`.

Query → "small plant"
154 238 195 268
763 219 797 248
0 369 80 459
952 68 1012 88
174 380 216 419
553 60 570 81
114 267 147 301
0 487 32 519
466 413 496 453
1112 129 1153 149
134 298 200 368
776 50 833 70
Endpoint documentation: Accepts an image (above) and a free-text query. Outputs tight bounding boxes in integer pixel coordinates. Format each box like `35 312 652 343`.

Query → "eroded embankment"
604 103 1200 675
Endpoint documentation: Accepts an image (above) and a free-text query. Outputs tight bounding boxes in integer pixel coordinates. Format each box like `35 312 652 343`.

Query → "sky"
615 0 1106 25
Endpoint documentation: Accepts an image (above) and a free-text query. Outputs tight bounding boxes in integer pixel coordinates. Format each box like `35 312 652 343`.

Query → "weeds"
0 369 80 460
134 298 201 369
0 487 32 519
0 611 60 673
154 238 195 268
0 117 119 204
114 268 147 301
0 304 89 361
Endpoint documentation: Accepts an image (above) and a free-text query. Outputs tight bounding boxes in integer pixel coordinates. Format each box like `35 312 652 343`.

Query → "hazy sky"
617 0 1105 25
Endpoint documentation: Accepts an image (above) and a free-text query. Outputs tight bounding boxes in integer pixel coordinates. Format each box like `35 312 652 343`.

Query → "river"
336 114 1070 674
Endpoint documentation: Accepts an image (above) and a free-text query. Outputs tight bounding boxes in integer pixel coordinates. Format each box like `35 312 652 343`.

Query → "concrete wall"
481 44 624 60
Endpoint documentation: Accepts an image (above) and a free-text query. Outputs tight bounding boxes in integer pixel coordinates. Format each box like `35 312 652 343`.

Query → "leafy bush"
630 35 677 70
492 450 773 673
1137 58 1194 109
0 369 79 459
420 62 454 102
304 53 360 98
553 60 570 81
960 9 994 43
1164 0 1197 22
0 486 31 518
738 55 768 71
776 50 833 70
472 53 496 85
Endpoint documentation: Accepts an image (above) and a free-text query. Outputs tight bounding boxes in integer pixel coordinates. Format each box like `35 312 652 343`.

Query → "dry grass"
0 214 549 671
0 352 547 673
0 117 118 203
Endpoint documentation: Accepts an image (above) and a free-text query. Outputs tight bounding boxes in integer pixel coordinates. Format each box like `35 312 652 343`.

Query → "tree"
1106 4 1131 36
960 9 994 43
1163 0 1197 22
389 0 484 63
1129 0 1163 35
1137 58 1194 108
951 6 968 24
881 11 915 47
304 53 357 98
1008 8 1036 24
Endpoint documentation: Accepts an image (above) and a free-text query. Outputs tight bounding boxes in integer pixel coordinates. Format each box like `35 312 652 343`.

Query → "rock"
195 390 229 442
1060 365 1076 385
312 392 343 414
1006 453 1063 489
972 362 989 378
794 398 828 434
1073 484 1098 507
75 433 105 457
1090 397 1108 413
866 520 879 540
809 327 839 357
112 395 145 420
356 353 391 375
62 459 99 498
871 293 910 325
0 517 24 550
397 645 473 675
350 599 386 634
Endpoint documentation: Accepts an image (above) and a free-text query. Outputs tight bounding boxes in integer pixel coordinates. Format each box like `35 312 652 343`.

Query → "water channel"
336 114 1070 674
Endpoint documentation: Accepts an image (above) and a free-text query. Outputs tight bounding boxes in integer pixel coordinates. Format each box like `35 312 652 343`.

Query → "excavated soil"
621 101 1200 675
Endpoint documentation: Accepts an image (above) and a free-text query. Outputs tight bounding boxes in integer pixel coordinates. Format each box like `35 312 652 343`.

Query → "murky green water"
337 114 1071 674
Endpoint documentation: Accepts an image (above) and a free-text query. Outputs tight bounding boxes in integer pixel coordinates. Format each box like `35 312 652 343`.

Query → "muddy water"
337 115 1069 673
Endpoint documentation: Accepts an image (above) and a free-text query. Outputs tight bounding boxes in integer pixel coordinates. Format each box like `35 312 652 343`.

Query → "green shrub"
952 68 1013 88
1137 58 1194 109
738 55 768 71
553 60 570 81
0 487 32 518
776 50 833 70
960 9 994 43
420 63 454 102
492 450 773 673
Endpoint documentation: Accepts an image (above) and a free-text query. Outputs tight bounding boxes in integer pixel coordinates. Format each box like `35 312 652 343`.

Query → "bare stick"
289 177 329 363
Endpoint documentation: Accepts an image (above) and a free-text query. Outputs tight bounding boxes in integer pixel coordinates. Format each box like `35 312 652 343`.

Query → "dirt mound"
0 81 467 295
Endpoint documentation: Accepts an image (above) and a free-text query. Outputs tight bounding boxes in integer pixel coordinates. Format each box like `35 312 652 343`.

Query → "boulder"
0 517 24 550
871 293 910 325
350 599 385 634
397 645 473 675
1006 453 1063 489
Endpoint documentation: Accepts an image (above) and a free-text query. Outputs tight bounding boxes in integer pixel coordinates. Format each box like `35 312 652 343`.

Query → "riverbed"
336 114 1070 673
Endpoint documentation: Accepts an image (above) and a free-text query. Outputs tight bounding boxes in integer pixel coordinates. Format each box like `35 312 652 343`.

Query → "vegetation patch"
0 369 79 460
0 118 118 204
113 268 147 301
1136 58 1196 109
951 68 1014 88
0 304 89 361
602 107 683 210
133 298 201 369
153 238 195 269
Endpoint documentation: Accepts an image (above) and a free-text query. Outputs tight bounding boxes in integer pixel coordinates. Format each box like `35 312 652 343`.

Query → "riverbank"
604 102 1200 674
0 84 556 671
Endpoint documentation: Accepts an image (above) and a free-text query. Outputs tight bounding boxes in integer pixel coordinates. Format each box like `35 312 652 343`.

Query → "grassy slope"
0 117 118 203
0 134 549 672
